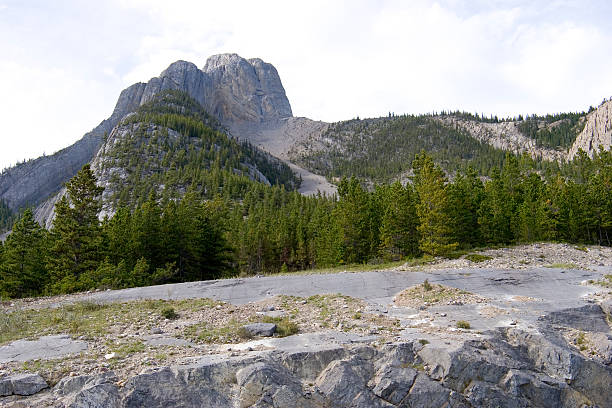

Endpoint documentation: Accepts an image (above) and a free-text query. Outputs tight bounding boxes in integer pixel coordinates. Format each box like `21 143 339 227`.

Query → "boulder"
0 373 48 396
242 323 277 337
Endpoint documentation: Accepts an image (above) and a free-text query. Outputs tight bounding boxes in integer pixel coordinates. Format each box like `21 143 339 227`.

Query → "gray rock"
568 99 612 159
236 362 309 408
600 298 612 317
370 364 417 405
0 334 88 363
65 383 121 408
0 373 48 396
315 356 391 407
243 323 277 337
590 332 612 363
12 309 612 408
404 373 451 408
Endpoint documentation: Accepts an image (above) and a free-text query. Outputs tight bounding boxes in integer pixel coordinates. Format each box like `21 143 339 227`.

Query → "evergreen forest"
0 149 610 299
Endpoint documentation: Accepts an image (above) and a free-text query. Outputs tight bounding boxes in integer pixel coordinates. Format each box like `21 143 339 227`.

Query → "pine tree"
379 182 419 259
0 209 47 298
412 152 458 256
47 164 104 293
335 177 374 263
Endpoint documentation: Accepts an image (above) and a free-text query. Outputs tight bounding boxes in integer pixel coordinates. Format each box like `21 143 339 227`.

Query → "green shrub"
422 279 433 291
261 316 299 337
456 320 471 329
465 254 493 263
161 307 178 320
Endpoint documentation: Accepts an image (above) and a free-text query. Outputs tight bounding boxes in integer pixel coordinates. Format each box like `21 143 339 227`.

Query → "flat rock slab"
0 335 88 363
0 373 48 396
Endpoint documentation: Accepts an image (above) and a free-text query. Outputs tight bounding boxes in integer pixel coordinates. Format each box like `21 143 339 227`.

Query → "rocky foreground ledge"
1 243 611 407
4 307 612 408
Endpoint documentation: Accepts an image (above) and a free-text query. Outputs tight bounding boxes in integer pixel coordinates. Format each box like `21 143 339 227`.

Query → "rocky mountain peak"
203 53 292 123
202 53 247 72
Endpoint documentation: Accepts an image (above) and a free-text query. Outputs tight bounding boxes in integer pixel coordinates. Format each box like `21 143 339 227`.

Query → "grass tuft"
465 254 493 263
456 320 471 330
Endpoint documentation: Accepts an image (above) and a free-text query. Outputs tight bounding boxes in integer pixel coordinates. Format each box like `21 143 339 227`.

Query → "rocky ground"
395 242 612 272
1 243 611 407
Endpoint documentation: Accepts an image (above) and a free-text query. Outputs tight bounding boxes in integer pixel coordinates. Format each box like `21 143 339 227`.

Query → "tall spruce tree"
0 209 47 298
47 164 104 293
412 152 457 256
379 182 419 259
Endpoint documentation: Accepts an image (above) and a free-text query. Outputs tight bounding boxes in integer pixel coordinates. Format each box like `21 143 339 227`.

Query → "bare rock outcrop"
437 117 567 162
568 99 612 159
15 310 612 407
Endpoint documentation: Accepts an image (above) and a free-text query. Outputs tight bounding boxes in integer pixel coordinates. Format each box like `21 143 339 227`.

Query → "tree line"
1 149 610 299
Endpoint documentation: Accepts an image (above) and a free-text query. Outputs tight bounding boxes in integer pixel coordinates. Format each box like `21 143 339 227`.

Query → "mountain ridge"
1 54 611 226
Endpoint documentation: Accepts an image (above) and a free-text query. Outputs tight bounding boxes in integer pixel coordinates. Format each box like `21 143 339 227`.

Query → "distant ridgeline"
96 90 300 211
292 111 588 184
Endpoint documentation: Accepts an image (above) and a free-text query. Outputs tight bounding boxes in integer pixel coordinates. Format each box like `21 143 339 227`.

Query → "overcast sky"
1 0 611 170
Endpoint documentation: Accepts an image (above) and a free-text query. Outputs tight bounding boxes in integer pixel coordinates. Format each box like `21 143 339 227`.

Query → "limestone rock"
242 323 277 337
437 116 567 162
0 373 48 396
569 99 612 159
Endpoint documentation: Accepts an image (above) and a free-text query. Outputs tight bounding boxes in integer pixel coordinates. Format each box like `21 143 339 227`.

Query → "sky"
1 0 612 170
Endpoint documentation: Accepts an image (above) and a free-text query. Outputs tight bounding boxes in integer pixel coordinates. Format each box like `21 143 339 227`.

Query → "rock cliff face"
437 117 567 162
0 54 293 216
569 99 612 159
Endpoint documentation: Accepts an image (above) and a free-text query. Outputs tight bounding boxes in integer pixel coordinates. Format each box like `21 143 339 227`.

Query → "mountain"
0 54 306 217
1 53 611 229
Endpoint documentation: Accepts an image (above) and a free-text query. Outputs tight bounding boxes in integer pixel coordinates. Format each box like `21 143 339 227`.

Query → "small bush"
236 326 254 340
422 279 433 291
465 254 493 263
161 307 178 320
261 316 299 337
456 320 471 329
353 312 362 320
419 339 430 345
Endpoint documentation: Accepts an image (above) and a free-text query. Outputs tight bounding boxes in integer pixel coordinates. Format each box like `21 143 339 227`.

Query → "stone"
370 364 417 405
242 323 277 337
0 373 48 396
0 334 88 363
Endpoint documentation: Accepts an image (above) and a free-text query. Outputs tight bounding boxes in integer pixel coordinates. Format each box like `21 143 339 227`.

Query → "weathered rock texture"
14 307 612 407
1 53 293 215
437 117 567 162
0 374 47 397
569 99 612 159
